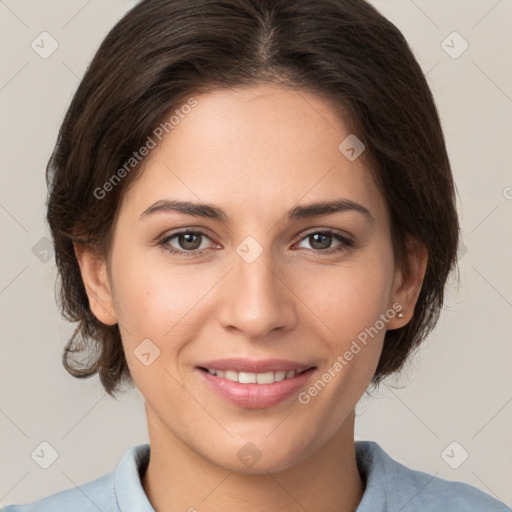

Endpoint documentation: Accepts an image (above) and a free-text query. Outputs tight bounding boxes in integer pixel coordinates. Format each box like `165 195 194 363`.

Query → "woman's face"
85 84 418 473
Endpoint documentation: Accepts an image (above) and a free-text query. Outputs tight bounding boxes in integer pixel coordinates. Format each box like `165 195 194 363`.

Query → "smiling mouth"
198 367 315 384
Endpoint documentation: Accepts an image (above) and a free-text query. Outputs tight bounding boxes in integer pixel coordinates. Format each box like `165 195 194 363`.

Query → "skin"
75 84 428 512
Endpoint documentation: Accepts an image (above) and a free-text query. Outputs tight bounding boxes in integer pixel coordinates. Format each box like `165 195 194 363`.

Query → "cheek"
108 243 220 380
109 240 195 331
297 255 394 338
294 246 395 391
295 260 394 417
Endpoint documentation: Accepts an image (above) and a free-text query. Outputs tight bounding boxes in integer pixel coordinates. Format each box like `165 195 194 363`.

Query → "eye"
295 230 354 254
158 228 354 258
160 230 215 257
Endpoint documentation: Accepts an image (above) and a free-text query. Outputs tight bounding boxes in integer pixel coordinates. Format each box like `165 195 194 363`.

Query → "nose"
216 248 298 340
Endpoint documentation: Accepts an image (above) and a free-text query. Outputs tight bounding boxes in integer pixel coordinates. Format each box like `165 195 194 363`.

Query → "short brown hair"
46 0 459 396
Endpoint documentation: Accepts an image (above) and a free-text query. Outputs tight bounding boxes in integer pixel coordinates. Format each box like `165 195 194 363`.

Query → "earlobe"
387 238 428 330
73 243 117 326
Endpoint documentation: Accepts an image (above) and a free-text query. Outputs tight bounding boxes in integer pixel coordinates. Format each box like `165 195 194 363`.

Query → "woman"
3 0 508 510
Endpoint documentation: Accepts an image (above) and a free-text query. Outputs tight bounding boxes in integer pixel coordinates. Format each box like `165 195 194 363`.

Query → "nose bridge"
216 240 296 338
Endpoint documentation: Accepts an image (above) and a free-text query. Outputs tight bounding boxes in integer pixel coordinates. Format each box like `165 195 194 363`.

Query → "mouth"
197 366 315 384
195 362 317 409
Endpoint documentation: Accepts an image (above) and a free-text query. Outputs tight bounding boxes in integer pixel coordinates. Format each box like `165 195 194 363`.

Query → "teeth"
205 368 303 383
274 371 287 382
225 370 238 381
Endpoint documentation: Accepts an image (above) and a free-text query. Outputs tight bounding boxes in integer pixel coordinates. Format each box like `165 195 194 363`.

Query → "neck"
142 407 365 512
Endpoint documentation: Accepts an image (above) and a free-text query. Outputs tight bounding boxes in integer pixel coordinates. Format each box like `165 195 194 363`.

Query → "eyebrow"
140 198 374 223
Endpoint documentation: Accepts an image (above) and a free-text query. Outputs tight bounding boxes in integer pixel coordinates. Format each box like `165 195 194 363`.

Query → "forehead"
120 84 388 227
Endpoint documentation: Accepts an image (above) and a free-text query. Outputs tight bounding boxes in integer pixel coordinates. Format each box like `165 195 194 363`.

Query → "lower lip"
196 368 316 409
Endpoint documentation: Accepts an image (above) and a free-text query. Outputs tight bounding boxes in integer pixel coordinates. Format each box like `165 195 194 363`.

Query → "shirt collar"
115 444 154 512
355 440 387 512
113 441 386 512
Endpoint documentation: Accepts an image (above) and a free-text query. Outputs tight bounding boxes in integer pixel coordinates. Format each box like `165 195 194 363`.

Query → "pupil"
311 233 331 250
181 233 201 250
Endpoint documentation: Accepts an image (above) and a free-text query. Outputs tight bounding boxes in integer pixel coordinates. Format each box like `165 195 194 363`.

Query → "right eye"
159 230 216 257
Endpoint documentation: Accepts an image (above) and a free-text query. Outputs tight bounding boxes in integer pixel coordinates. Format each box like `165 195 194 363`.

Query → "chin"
203 435 313 475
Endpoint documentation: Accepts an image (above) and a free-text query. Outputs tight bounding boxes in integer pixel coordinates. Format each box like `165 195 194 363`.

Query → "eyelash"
158 229 354 258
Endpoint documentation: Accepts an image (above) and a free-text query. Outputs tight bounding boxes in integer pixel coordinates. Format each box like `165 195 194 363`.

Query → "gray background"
0 0 511 507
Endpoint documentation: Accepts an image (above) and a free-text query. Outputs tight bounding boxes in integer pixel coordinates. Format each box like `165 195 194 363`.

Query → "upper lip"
197 358 316 374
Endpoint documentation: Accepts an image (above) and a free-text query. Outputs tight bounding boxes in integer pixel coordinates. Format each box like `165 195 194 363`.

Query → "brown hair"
46 0 459 396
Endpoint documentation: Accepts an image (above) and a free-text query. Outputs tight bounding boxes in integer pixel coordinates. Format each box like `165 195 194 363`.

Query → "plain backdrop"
0 0 511 507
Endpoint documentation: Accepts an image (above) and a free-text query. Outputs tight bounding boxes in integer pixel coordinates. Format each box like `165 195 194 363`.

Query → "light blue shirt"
3 441 510 511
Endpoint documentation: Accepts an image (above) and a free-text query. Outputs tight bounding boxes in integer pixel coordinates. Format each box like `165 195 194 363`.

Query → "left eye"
296 231 353 252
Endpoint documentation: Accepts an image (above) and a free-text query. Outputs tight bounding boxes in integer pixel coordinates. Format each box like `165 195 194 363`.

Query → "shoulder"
2 444 151 512
1 472 116 512
355 440 510 511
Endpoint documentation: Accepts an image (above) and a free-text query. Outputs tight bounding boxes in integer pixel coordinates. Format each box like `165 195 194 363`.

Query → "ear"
386 237 428 330
74 243 117 326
